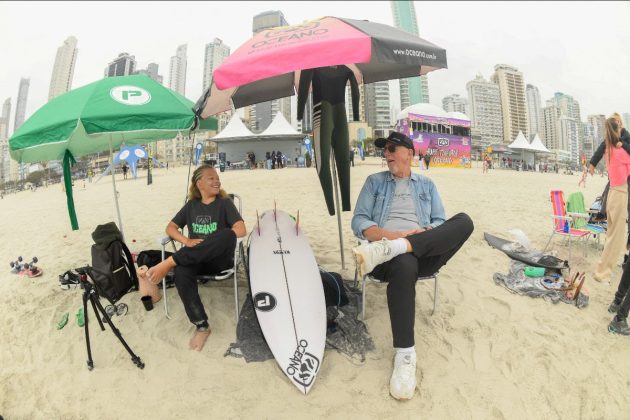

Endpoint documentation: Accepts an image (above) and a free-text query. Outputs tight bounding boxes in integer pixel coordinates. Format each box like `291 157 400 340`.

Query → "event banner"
406 112 472 128
397 121 471 168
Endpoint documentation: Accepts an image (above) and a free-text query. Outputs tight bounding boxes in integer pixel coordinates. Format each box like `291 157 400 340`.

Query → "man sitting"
351 131 474 400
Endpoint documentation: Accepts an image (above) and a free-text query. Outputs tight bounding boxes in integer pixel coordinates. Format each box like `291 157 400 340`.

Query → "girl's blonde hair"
604 117 621 163
188 164 228 201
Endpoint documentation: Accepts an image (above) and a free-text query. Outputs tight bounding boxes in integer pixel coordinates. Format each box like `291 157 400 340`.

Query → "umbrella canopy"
196 16 448 117
10 75 216 163
9 75 217 231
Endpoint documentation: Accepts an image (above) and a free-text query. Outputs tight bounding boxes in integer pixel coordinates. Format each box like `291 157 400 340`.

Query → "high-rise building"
105 53 137 78
203 38 230 92
202 38 232 131
622 113 630 129
581 121 596 159
542 104 560 151
135 63 163 84
300 92 314 134
491 64 528 143
168 44 187 96
391 0 429 107
587 114 606 144
442 94 468 115
545 92 581 164
526 84 542 140
1 98 10 139
14 78 30 132
466 74 503 148
345 84 366 123
250 11 291 132
0 98 9 184
364 81 391 138
48 36 78 101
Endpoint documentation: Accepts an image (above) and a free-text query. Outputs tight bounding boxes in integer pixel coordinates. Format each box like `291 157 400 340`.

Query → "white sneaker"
389 352 417 400
352 238 395 277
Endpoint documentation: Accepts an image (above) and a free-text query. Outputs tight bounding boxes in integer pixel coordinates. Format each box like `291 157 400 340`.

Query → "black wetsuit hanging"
297 65 360 216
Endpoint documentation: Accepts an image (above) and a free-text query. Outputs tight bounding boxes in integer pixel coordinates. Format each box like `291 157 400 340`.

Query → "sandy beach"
1 158 628 419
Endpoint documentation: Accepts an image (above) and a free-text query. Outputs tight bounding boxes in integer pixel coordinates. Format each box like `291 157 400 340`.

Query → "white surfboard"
248 209 327 394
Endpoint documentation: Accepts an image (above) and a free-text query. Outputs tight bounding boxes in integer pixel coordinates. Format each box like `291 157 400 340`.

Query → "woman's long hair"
188 164 228 201
605 117 621 163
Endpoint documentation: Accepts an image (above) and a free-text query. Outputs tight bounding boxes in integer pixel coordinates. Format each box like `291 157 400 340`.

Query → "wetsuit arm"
349 73 360 122
297 69 314 121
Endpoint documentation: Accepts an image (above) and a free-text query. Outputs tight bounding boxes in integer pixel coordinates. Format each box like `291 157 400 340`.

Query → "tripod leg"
83 291 94 371
92 297 145 370
90 297 105 331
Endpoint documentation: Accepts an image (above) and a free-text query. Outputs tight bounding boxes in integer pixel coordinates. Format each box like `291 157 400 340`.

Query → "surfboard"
248 209 327 394
484 232 568 269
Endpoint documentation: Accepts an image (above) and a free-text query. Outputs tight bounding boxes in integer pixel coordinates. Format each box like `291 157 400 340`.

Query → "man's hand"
401 227 430 237
185 238 203 247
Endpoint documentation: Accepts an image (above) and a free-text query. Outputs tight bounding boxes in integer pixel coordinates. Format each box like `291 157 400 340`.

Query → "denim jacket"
351 171 446 240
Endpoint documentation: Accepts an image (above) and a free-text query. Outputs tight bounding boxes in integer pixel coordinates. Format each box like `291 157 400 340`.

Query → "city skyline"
0 1 628 134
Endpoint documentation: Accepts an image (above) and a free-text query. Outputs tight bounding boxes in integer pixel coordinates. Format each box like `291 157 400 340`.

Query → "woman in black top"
144 164 246 351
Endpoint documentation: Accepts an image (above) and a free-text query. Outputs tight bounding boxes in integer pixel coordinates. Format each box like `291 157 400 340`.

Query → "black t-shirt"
171 197 242 240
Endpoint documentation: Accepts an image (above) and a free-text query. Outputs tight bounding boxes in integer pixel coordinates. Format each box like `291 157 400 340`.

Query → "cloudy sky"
1 1 629 134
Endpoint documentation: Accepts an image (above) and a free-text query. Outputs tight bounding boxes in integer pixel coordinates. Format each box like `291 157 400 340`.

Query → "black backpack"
90 222 138 304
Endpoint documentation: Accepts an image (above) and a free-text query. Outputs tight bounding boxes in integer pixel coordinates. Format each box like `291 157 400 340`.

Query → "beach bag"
137 250 174 268
320 270 349 307
90 222 138 304
598 182 610 218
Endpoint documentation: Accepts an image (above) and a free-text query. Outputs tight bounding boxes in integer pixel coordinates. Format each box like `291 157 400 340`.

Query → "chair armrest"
551 215 572 221
160 236 173 246
567 212 590 219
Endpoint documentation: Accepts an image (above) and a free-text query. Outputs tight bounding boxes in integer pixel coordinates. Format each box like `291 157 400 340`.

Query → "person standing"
591 118 630 283
351 131 474 400
122 164 129 180
349 148 355 167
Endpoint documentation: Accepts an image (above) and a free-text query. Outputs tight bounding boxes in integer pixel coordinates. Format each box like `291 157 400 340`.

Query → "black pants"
172 229 236 325
371 213 474 348
614 259 630 319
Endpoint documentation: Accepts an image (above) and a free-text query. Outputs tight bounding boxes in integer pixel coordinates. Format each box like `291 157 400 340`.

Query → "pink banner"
214 17 371 90
397 120 471 168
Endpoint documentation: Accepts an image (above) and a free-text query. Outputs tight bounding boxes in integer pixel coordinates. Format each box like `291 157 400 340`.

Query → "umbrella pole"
109 135 125 241
330 153 345 269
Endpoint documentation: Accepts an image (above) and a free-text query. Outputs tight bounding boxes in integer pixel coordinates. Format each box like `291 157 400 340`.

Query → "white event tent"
209 113 305 165
507 130 535 166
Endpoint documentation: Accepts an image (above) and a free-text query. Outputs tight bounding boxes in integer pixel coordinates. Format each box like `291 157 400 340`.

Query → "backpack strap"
119 241 138 290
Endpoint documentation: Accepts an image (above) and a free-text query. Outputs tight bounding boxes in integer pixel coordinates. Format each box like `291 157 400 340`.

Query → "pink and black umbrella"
195 16 447 117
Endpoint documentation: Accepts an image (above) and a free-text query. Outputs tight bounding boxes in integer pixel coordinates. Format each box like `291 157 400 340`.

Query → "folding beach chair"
543 190 591 260
353 240 439 320
159 193 245 322
566 191 607 247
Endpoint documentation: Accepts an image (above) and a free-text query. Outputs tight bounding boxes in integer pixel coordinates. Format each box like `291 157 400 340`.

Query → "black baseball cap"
374 132 415 155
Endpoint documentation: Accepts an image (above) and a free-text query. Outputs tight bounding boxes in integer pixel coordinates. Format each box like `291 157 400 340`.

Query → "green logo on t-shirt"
192 216 217 236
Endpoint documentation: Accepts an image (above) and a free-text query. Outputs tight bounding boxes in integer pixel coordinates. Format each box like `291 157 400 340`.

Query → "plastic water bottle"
563 221 569 233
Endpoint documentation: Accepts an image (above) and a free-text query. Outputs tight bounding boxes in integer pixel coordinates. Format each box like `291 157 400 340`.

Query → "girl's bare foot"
189 329 211 351
146 257 176 285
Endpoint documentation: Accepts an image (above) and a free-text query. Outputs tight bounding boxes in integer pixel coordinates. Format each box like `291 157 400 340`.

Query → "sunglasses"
384 143 400 153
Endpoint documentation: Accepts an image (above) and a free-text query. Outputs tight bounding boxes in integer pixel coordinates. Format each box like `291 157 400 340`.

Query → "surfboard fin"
296 210 300 236
256 210 261 236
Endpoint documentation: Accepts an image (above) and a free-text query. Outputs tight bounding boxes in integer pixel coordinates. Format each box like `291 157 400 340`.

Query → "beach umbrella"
196 16 447 117
195 16 447 268
9 75 217 233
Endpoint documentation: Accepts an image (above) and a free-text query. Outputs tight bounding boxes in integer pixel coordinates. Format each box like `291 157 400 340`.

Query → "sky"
1 1 629 135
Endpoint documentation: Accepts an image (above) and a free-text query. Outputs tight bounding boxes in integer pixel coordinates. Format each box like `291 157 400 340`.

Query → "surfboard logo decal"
286 339 320 387
254 292 277 311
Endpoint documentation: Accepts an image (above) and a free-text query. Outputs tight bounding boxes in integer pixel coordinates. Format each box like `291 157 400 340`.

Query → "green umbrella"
9 74 217 233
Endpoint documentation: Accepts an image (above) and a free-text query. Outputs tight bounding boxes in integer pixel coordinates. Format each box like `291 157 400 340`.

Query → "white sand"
1 159 628 419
